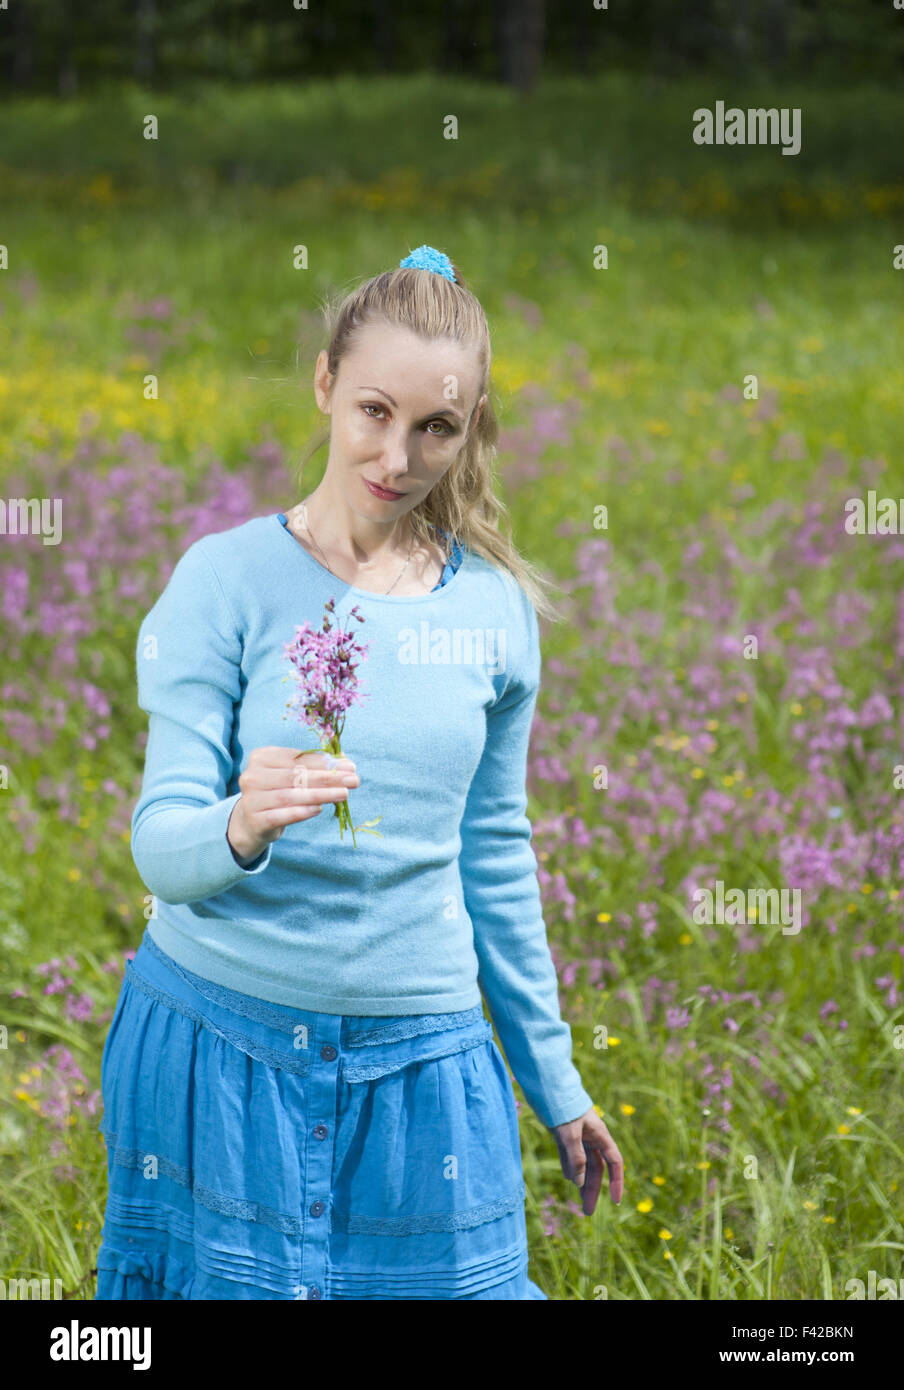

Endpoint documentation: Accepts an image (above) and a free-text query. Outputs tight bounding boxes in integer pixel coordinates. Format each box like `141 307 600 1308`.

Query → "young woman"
94 245 623 1301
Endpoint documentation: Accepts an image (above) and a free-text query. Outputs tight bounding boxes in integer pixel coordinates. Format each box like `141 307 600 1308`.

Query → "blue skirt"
94 929 548 1300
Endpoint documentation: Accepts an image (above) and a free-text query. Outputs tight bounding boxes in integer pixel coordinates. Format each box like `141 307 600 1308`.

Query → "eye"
359 404 453 435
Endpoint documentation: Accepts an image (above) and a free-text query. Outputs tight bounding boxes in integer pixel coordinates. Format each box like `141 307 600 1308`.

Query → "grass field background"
0 74 902 1301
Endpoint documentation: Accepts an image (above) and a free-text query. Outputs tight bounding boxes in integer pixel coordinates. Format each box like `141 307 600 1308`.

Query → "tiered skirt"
94 928 548 1300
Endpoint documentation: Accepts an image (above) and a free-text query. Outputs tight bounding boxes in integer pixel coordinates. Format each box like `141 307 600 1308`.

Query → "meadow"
0 74 902 1301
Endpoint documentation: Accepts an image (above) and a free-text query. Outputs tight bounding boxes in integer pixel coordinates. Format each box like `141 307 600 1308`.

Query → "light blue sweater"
130 513 594 1129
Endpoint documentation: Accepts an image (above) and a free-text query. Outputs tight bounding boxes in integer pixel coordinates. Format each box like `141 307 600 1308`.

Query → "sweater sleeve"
459 588 594 1130
130 540 273 905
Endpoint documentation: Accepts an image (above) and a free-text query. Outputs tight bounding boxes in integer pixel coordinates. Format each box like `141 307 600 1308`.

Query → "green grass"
0 73 901 1302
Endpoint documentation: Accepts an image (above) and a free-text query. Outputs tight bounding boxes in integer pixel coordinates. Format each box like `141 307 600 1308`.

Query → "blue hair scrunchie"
398 245 457 283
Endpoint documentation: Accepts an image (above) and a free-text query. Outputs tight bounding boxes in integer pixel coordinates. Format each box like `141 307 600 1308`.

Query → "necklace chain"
298 498 415 596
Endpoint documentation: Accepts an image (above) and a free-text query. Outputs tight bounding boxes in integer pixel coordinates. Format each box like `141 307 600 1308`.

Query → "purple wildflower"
282 598 379 846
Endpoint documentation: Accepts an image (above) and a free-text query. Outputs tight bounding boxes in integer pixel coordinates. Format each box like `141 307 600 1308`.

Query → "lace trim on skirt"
123 963 312 1077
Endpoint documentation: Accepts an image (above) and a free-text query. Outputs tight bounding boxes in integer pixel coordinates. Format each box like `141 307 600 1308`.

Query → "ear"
473 392 488 426
314 350 334 415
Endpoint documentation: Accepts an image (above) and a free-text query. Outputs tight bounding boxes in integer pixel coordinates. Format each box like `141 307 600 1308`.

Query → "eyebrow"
357 386 465 424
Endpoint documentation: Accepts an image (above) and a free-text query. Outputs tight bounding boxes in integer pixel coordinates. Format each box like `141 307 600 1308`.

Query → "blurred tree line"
2 0 902 96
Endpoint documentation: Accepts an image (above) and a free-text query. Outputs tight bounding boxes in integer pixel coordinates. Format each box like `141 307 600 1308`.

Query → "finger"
248 747 351 764
561 1141 587 1189
249 746 345 768
576 1123 625 1208
599 1140 625 1206
292 784 352 802
291 750 357 773
255 803 328 829
288 765 360 790
579 1143 606 1216
284 784 352 805
244 764 359 790
244 791 350 832
243 787 352 826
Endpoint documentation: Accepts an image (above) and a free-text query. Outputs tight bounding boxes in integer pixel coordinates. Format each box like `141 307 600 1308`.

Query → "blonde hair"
293 257 564 624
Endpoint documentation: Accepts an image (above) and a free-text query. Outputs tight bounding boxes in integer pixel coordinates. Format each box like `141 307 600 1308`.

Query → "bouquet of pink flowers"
281 597 382 847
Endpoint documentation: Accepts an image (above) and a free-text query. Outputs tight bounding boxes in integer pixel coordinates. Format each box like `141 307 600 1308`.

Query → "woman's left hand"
550 1107 624 1215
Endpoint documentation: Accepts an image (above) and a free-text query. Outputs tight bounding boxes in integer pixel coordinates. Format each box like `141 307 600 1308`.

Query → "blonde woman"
94 245 623 1301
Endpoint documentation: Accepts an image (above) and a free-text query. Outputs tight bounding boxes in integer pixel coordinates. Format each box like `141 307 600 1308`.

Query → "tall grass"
0 74 901 1300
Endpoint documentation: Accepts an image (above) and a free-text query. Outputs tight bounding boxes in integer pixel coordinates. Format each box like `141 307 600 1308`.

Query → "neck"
302 475 415 567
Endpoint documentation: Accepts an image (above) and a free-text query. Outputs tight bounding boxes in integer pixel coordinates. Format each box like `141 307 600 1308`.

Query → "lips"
364 478 406 499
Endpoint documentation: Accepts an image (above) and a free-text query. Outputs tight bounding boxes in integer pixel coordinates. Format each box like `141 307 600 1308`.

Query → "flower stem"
323 731 357 848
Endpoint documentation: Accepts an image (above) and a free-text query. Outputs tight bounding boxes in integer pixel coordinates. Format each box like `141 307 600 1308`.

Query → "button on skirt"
93 928 548 1300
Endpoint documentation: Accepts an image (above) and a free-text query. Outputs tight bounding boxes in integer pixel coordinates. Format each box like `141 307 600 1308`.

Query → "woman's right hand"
226 747 360 863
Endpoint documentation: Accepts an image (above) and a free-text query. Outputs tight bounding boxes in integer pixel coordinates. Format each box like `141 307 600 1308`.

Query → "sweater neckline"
273 513 469 604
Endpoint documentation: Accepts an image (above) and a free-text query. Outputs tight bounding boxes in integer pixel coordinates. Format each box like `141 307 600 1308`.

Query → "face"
314 320 487 519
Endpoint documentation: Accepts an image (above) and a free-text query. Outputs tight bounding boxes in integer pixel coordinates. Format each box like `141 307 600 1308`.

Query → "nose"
379 424 411 478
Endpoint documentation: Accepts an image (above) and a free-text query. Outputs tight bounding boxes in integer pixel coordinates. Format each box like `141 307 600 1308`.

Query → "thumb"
564 1141 587 1188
